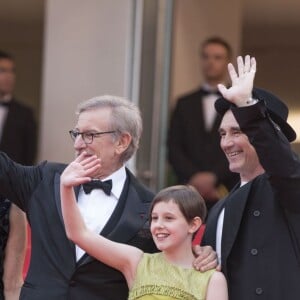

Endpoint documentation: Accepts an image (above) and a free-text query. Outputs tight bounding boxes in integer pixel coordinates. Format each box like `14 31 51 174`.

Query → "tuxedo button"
255 287 263 295
251 248 258 255
253 210 260 217
69 280 76 286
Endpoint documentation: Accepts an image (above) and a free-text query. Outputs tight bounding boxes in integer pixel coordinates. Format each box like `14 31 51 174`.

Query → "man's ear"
189 216 202 234
115 132 132 155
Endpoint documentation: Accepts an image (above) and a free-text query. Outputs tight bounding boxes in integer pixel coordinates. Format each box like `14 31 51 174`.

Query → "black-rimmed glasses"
69 130 116 144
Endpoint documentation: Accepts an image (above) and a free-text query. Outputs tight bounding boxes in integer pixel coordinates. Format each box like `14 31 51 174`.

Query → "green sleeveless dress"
128 253 215 300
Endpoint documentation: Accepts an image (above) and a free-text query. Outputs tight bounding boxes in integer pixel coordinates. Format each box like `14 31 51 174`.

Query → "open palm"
61 152 101 187
218 55 256 106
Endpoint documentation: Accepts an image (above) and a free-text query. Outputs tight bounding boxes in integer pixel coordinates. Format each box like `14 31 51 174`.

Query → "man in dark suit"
0 95 215 300
168 37 238 210
0 50 36 299
202 56 300 299
0 95 156 300
0 50 37 165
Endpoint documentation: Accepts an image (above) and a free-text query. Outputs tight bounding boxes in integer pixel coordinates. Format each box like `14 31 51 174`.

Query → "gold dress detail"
128 253 215 300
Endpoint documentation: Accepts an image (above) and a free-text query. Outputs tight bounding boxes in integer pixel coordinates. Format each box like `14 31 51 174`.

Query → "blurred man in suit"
0 50 37 164
168 37 238 210
0 50 37 300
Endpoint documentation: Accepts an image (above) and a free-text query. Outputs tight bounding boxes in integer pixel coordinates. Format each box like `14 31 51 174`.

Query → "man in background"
168 37 238 210
0 50 37 300
0 50 37 164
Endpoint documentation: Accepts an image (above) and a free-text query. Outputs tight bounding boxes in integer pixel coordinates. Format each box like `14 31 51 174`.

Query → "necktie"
201 88 221 97
0 101 10 107
82 179 112 195
201 88 220 130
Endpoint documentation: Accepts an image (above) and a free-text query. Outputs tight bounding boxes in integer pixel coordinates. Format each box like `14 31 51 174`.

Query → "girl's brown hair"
149 185 207 223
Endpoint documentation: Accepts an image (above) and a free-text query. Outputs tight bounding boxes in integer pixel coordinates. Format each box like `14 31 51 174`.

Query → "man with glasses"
0 95 215 300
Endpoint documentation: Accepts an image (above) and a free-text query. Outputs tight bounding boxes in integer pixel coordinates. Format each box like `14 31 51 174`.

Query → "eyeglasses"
69 130 116 144
0 67 15 75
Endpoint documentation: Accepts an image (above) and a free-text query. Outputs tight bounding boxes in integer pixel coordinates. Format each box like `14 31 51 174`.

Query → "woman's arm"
206 271 228 300
60 153 143 287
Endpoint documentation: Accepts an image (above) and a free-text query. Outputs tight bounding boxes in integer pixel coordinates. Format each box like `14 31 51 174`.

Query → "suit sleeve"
0 152 44 211
232 101 300 212
167 100 200 181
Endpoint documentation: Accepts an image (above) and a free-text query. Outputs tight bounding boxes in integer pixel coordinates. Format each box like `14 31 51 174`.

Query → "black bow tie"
82 179 112 196
201 88 221 96
0 101 10 107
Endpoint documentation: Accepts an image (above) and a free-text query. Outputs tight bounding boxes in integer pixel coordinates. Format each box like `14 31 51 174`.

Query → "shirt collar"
102 165 126 199
0 94 12 102
202 83 218 93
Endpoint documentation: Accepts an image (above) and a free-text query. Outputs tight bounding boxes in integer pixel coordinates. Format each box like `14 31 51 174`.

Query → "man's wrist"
246 97 259 105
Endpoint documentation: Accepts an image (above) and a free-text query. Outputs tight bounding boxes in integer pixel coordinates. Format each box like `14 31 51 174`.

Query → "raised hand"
217 55 256 107
61 152 101 188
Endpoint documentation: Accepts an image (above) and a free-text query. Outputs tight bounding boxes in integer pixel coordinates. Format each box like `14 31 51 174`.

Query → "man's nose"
73 134 86 149
221 135 234 148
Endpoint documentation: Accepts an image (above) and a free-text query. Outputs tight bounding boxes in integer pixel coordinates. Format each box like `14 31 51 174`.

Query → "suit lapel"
54 172 76 257
203 182 241 248
54 172 80 225
54 173 64 226
105 180 149 243
221 181 253 270
203 197 227 248
197 90 206 130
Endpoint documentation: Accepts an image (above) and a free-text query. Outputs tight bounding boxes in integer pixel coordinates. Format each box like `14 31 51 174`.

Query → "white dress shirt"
0 107 8 140
76 165 126 260
0 95 11 140
202 83 219 131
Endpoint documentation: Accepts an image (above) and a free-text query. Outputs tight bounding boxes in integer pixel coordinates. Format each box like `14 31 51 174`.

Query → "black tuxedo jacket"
0 99 37 165
203 102 300 299
0 154 156 300
168 88 238 190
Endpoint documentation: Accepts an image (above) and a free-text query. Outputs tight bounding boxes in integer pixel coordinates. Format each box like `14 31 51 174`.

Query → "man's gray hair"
77 95 142 163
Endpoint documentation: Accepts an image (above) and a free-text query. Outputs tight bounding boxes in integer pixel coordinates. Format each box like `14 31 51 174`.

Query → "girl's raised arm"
60 153 143 287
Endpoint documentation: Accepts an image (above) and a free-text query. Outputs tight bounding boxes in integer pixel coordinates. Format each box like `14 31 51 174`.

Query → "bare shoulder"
209 270 227 285
206 271 228 300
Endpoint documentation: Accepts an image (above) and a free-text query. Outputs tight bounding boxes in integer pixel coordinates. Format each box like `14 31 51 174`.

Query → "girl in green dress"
60 152 228 300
